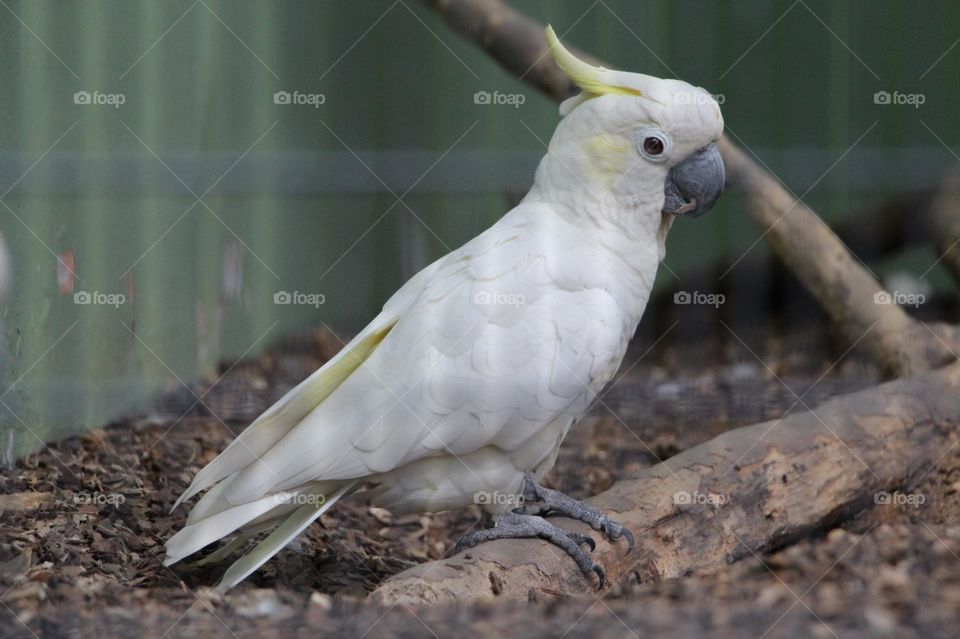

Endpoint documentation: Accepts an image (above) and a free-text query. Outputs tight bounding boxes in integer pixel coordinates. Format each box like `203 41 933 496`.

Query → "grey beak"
662 142 725 217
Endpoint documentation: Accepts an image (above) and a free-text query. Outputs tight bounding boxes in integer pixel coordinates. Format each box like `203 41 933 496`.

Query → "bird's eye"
636 126 671 162
643 137 664 156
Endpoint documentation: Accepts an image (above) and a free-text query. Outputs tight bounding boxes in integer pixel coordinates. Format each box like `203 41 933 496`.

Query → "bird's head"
535 26 725 230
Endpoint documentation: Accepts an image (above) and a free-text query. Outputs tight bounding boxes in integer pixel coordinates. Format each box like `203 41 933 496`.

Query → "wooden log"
372 360 960 605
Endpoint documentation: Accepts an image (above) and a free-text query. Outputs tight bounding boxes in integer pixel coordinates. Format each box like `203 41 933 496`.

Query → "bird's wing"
213 204 631 508
172 225 483 511
172 314 397 509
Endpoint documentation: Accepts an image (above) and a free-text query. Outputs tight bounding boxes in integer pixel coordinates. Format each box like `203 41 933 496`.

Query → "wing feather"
173 313 397 509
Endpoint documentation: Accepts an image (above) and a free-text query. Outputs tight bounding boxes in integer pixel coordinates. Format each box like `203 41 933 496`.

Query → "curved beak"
662 142 725 217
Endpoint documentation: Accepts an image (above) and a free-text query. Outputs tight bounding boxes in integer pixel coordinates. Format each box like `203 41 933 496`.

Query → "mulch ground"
2 318 960 638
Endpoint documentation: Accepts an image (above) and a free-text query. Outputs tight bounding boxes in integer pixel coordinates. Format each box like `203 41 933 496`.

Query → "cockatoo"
165 26 725 591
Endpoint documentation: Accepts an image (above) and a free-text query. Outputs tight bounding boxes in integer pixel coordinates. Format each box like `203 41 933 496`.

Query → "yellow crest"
545 25 641 98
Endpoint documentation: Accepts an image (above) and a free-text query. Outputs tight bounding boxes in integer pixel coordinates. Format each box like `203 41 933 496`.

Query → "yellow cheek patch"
585 135 633 182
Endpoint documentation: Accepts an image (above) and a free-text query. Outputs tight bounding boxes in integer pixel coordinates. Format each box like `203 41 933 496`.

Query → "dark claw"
619 527 635 553
593 565 605 590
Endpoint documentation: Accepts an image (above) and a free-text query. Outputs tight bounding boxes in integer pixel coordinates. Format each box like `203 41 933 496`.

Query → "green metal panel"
0 0 958 461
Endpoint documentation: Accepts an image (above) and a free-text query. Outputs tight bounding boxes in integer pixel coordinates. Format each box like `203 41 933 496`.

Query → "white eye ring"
636 126 672 163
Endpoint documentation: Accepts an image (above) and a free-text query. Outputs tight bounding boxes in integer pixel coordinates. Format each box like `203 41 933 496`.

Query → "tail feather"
165 491 292 566
215 481 356 592
194 519 278 567
165 480 353 571
185 478 232 526
186 477 341 527
173 318 396 511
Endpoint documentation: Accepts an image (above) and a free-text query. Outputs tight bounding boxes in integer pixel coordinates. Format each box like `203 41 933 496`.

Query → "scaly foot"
455 511 606 588
514 473 635 551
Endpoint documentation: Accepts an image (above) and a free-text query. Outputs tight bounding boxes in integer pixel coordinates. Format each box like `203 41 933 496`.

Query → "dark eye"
636 127 672 162
643 136 665 156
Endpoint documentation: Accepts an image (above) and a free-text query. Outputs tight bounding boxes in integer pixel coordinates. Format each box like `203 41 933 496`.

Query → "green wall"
1 0 958 461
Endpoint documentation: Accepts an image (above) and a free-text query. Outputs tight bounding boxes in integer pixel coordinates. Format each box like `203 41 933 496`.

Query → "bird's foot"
455 511 606 589
514 472 635 551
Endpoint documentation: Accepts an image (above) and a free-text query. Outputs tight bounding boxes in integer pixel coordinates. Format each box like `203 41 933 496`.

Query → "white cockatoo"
165 26 725 591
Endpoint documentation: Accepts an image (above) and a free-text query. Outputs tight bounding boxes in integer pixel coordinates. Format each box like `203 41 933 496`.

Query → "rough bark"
372 360 960 605
424 0 960 376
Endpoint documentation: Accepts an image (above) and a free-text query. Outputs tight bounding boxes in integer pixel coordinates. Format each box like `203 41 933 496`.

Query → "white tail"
215 481 357 592
172 316 396 511
164 313 399 590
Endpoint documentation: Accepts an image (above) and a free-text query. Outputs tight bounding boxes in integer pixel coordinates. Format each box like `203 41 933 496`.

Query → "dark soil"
2 319 959 638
